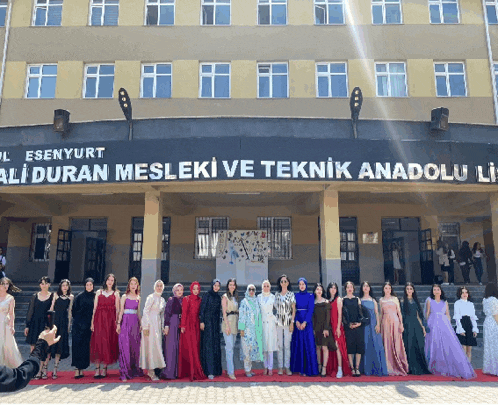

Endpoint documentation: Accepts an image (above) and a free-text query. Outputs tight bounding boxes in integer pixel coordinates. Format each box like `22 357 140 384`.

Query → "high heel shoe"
41 364 48 380
321 365 327 377
52 362 59 380
94 365 102 379
101 366 108 378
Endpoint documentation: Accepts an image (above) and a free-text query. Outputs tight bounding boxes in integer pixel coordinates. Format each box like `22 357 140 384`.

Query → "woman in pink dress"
378 282 409 376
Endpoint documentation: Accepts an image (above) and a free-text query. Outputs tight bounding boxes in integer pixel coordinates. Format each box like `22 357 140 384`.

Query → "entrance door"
382 234 405 284
84 237 106 283
340 217 359 285
54 230 72 283
419 229 434 284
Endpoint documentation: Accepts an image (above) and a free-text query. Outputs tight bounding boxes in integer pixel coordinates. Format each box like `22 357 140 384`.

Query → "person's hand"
143 329 150 337
399 324 404 333
473 332 478 338
422 327 426 337
200 322 205 331
355 322 362 328
38 325 61 346
181 327 185 334
10 325 15 335
24 327 29 337
336 327 341 338
116 325 121 334
90 323 94 332
296 321 301 330
460 332 465 336
323 330 329 338
163 326 169 336
240 330 245 338
302 321 307 330
375 325 380 334
349 323 355 329
226 326 231 335
289 323 294 333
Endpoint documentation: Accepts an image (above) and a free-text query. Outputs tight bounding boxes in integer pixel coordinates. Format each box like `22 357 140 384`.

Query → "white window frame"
375 62 408 97
258 0 288 26
140 63 172 98
201 0 231 26
0 0 8 28
257 216 292 260
314 0 345 25
316 62 348 98
32 0 63 26
371 0 402 25
199 62 231 99
195 217 230 259
428 0 460 24
144 0 175 26
434 62 467 97
89 0 120 26
25 64 58 99
30 223 52 262
257 62 289 99
83 64 115 99
494 62 498 101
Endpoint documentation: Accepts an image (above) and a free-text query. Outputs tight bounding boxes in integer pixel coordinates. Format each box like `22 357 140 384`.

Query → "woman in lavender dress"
161 283 184 380
424 284 475 379
117 277 143 382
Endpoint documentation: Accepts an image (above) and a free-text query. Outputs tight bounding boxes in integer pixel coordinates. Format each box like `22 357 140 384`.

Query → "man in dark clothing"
0 326 60 393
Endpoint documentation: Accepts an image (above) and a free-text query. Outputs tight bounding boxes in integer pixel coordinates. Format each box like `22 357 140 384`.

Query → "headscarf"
154 280 164 296
172 283 183 296
209 279 221 296
190 281 201 300
298 277 308 294
261 280 271 297
245 284 258 302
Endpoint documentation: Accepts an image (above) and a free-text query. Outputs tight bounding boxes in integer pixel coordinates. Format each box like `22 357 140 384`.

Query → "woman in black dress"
199 279 222 379
342 281 364 377
71 278 95 379
313 283 336 377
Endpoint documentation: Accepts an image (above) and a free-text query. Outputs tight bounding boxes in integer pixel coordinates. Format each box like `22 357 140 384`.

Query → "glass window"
434 62 466 97
315 0 344 25
26 64 57 99
146 0 175 25
84 64 115 98
30 223 52 262
199 63 230 98
33 0 63 26
141 63 172 98
195 217 229 259
90 0 119 26
428 0 459 24
316 62 348 98
202 0 230 26
258 62 288 98
375 62 407 97
258 217 292 259
372 0 402 24
258 0 287 25
0 0 8 27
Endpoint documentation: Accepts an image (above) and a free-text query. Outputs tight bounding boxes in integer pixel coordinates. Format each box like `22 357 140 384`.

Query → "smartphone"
46 310 55 330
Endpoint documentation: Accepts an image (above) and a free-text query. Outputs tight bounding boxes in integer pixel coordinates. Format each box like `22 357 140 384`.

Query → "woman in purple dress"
116 277 143 381
161 283 184 379
424 284 475 379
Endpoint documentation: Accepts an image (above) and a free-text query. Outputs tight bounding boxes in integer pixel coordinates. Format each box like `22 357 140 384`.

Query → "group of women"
1 274 498 381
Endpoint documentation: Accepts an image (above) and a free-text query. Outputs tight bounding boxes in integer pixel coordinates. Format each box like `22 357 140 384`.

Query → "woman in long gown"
222 278 239 380
117 277 143 381
200 279 222 379
90 273 120 379
379 282 409 376
342 281 365 377
290 278 318 376
424 284 475 379
402 283 430 375
326 282 351 378
238 284 264 377
258 280 278 376
140 280 166 381
359 281 387 376
161 283 184 380
313 283 336 377
71 278 95 379
482 282 498 376
178 281 205 381
0 277 22 368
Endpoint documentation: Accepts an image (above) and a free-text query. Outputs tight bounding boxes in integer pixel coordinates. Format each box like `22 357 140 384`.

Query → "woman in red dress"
178 281 205 381
90 273 120 378
326 282 352 378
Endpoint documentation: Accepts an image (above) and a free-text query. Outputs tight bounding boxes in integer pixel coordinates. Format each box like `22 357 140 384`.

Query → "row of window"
5 0 498 28
25 61 470 100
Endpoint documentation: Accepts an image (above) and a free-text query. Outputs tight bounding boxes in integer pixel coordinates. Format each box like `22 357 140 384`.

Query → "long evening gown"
482 296 498 375
326 298 352 377
0 295 23 367
118 298 143 380
25 292 53 345
50 296 71 360
360 299 388 376
402 299 430 375
425 298 475 379
140 293 166 371
71 289 95 370
380 299 408 376
161 296 182 379
200 289 222 377
90 292 119 365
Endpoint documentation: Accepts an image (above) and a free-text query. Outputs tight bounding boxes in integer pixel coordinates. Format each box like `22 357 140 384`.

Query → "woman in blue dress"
290 278 318 376
359 281 388 376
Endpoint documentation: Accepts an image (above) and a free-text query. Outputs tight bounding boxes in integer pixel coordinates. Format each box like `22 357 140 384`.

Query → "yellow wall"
176 0 200 26
232 0 257 26
348 59 376 97
62 0 88 26
407 59 435 98
119 0 145 26
171 60 198 98
288 0 313 25
231 60 257 98
11 0 31 28
56 61 84 99
114 60 141 98
466 59 492 97
460 0 485 25
289 60 315 98
403 2 431 25
3 62 26 99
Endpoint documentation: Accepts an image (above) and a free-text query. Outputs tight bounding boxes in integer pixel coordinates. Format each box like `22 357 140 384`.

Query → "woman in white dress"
0 278 23 367
258 280 278 375
140 280 166 380
482 282 498 376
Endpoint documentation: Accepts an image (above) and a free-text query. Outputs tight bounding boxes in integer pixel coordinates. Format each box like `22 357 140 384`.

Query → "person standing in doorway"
472 242 486 285
436 240 450 285
458 241 473 284
391 243 404 285
447 243 456 285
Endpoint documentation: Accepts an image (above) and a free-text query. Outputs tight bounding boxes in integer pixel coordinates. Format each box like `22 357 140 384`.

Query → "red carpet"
29 369 497 386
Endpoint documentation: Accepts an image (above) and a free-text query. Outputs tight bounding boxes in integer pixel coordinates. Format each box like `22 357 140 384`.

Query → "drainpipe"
0 0 13 107
483 0 498 125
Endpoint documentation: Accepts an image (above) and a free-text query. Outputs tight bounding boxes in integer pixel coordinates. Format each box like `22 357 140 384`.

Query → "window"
83 64 115 98
141 63 172 98
494 63 498 98
258 217 292 259
90 0 119 26
200 63 230 98
258 63 288 98
30 223 52 262
195 217 229 259
487 0 498 24
0 0 8 27
201 0 230 25
434 62 466 97
429 0 459 24
372 0 401 24
26 64 57 99
375 62 407 97
438 222 460 252
315 0 344 25
33 0 63 26
146 0 175 25
316 62 348 98
258 0 287 25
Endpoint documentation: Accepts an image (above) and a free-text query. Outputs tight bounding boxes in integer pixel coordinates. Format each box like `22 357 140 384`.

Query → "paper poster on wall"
216 230 268 285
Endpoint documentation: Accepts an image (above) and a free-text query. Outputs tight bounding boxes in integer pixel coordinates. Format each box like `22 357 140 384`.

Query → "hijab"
190 281 201 300
209 279 221 297
261 280 271 297
245 284 258 302
297 277 308 295
172 283 183 296
153 280 164 297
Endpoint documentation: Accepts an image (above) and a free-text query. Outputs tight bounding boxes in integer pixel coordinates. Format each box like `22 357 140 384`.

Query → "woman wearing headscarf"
160 283 184 380
290 277 318 376
200 279 223 379
238 284 264 377
258 280 278 375
140 280 166 381
178 281 205 381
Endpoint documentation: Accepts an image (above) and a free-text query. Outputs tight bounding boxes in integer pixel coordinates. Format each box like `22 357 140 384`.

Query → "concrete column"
47 216 70 281
488 194 498 283
320 189 342 290
140 190 163 311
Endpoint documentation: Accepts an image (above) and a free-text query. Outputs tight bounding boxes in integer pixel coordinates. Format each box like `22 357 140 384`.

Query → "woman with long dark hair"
313 283 335 377
482 282 498 375
458 241 472 284
221 278 238 380
342 281 364 377
0 277 22 369
472 242 486 285
454 286 478 362
274 274 295 376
